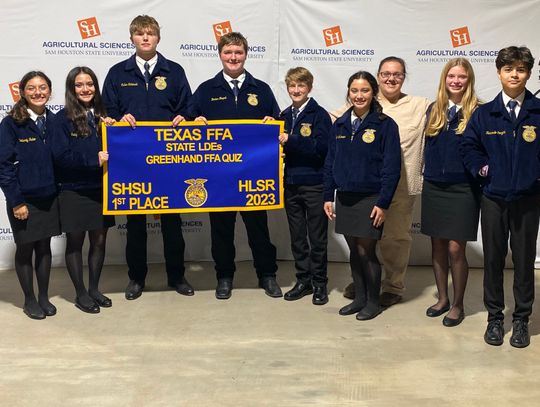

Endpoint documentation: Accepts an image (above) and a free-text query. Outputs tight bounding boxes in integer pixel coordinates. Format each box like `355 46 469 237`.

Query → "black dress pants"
481 195 539 322
126 213 185 285
209 210 277 281
285 184 328 287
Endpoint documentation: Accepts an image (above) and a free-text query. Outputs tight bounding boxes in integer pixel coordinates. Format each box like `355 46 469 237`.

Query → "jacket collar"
491 89 540 114
335 106 381 128
281 97 318 118
211 70 258 92
124 52 171 74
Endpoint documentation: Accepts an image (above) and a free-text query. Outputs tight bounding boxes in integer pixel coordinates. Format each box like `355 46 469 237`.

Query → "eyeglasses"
378 71 405 80
25 85 49 94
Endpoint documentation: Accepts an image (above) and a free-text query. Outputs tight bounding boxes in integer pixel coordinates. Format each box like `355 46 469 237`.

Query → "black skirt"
421 180 480 241
335 192 383 239
7 195 61 244
58 188 115 233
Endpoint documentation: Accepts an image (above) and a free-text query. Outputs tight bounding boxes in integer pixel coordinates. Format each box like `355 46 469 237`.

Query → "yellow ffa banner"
102 120 284 214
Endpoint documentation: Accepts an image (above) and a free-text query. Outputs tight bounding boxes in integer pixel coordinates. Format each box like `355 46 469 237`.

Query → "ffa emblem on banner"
522 125 537 142
247 94 258 106
184 178 208 207
300 123 312 137
362 129 376 144
155 76 167 91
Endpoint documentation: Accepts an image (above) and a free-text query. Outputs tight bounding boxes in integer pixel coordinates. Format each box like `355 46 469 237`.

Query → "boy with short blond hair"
279 67 332 305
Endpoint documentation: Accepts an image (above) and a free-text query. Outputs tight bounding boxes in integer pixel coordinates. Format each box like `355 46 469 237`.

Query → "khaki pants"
379 182 416 295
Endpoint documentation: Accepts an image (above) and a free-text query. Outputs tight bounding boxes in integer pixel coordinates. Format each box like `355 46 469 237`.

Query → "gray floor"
1 261 540 406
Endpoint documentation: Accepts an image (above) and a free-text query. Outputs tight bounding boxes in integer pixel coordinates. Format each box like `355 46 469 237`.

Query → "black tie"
87 110 95 128
144 62 151 85
36 115 46 134
352 117 361 134
447 105 457 122
291 107 299 124
507 100 518 122
231 79 240 100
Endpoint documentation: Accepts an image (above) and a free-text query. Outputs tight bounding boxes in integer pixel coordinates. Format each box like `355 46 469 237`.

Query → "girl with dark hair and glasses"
0 71 60 319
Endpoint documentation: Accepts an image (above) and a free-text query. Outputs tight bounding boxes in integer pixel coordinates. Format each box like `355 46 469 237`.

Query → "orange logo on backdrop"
213 21 232 43
450 26 471 48
322 26 343 47
77 17 101 39
9 82 20 102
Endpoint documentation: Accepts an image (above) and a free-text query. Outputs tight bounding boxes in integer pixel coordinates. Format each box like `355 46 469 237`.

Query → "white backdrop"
1 0 540 270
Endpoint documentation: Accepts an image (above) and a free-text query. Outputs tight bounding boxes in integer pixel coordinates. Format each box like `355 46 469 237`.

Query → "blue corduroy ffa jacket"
323 107 401 209
279 98 331 185
102 52 192 121
460 90 540 201
50 108 103 191
0 111 57 208
188 70 280 120
424 109 472 183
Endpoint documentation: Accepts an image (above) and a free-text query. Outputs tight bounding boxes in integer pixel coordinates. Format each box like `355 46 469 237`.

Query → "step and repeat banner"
1 0 539 269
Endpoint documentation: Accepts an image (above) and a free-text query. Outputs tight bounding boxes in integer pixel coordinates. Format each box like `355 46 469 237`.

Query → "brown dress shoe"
343 282 355 299
380 292 402 307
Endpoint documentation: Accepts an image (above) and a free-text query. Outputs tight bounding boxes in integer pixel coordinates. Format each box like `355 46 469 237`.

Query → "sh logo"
213 21 232 43
77 17 101 39
9 82 20 102
323 26 343 47
450 26 471 48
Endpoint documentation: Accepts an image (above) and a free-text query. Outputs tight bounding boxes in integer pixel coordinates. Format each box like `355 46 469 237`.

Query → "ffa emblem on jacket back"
362 129 376 143
247 93 258 106
184 178 208 207
155 76 167 90
522 125 537 142
300 123 312 137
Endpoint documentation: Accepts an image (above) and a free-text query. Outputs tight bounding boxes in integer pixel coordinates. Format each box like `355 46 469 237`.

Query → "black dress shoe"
484 320 504 346
125 280 144 300
216 279 233 300
38 299 57 316
443 310 465 327
356 305 382 321
284 282 313 301
510 320 530 348
90 291 112 308
339 301 365 316
343 282 355 299
169 277 194 296
426 303 450 317
23 300 46 320
259 277 283 298
380 292 402 307
75 297 100 314
312 286 328 305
